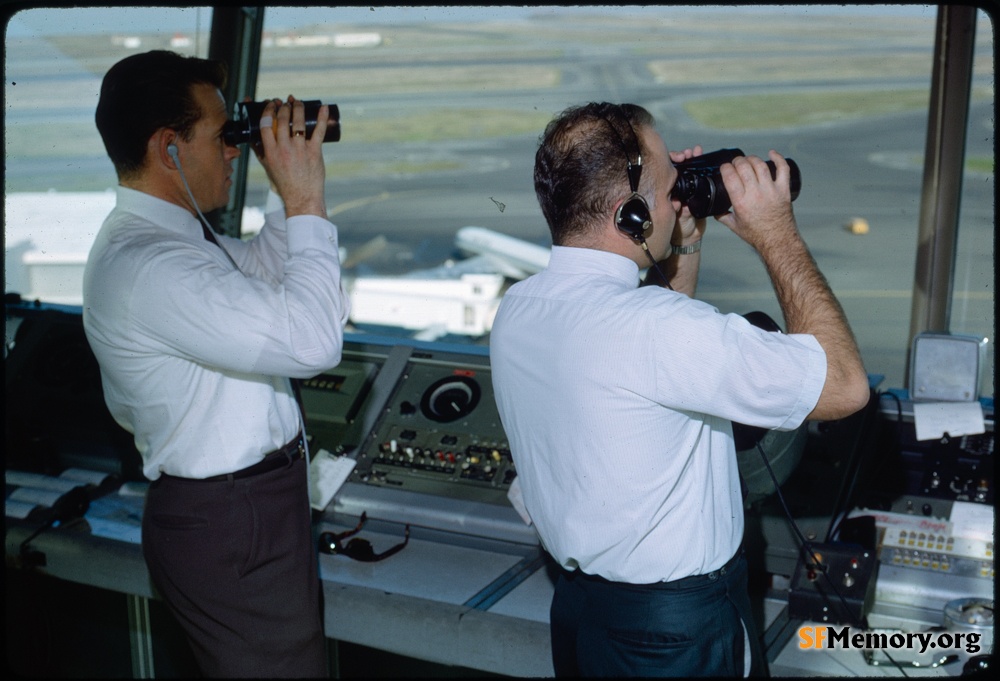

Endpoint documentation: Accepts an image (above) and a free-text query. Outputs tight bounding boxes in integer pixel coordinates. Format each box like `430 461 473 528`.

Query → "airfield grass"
685 89 931 130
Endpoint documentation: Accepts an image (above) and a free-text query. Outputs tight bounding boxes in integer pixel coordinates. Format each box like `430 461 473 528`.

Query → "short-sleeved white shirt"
490 246 826 583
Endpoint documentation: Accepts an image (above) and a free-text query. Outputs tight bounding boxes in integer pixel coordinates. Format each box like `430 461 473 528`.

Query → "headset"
601 107 653 243
600 106 670 288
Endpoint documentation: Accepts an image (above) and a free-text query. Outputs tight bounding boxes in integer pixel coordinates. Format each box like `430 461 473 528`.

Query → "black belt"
167 434 305 483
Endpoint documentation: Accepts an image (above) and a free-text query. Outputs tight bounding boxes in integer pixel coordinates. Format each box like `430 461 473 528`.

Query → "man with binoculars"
490 102 870 677
83 50 348 677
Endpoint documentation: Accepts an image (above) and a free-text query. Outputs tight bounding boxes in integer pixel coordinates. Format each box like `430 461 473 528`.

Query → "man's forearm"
759 237 869 420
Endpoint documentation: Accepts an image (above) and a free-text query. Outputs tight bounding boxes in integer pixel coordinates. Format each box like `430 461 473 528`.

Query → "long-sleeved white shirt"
83 186 350 480
490 246 826 583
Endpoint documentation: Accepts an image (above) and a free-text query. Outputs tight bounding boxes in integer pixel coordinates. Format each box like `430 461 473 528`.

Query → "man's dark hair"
534 102 655 245
96 50 228 180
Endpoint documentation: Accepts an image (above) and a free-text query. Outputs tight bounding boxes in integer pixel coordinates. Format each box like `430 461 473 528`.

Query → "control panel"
881 523 993 580
855 495 994 581
299 345 386 458
314 342 534 545
847 406 995 616
910 431 993 504
893 420 994 505
850 494 994 616
347 348 515 506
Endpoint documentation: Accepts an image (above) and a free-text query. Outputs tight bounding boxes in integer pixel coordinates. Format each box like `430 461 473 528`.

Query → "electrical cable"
640 241 674 290
168 143 240 270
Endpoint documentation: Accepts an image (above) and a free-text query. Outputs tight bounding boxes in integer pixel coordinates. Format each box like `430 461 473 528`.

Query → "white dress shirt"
83 186 350 480
490 246 826 583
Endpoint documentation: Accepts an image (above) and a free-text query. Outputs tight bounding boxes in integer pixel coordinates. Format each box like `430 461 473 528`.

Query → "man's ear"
152 129 179 170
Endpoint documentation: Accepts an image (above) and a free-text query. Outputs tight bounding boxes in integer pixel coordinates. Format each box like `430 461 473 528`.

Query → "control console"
305 340 534 544
346 346 514 505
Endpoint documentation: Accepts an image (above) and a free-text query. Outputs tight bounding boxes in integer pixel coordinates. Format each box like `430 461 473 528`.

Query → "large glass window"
4 5 994 394
4 6 211 302
952 24 995 396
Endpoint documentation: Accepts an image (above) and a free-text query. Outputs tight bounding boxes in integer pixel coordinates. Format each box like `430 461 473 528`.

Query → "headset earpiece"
616 192 652 241
167 143 179 163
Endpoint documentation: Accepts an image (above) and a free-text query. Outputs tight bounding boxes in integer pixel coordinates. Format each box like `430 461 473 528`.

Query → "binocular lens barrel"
223 100 341 146
671 148 800 219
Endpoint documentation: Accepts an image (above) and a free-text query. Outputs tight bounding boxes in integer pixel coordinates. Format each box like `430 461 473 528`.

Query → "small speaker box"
788 542 878 625
909 332 983 402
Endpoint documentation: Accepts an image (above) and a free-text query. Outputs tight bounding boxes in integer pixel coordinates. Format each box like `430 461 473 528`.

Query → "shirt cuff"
286 214 338 253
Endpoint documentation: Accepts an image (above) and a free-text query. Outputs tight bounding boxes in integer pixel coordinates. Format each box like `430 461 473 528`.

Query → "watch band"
671 239 702 255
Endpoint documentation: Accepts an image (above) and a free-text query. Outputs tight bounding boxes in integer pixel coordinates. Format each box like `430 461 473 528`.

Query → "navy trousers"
143 456 327 678
550 550 768 677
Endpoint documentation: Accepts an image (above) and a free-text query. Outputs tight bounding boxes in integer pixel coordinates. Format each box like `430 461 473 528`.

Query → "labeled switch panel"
349 350 516 506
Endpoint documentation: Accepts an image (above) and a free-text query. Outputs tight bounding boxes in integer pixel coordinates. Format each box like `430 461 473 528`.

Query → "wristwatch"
671 239 702 255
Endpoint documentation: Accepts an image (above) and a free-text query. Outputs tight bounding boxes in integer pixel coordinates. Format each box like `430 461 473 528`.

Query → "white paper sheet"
912 401 985 441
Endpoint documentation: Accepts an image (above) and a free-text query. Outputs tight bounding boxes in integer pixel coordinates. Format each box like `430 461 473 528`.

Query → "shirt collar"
548 245 640 287
114 185 202 238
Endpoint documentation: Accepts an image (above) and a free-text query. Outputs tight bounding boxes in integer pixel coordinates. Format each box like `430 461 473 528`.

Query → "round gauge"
420 375 481 423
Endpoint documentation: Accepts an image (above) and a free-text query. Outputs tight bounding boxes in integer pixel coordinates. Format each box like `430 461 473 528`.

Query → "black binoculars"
223 100 341 146
672 148 801 219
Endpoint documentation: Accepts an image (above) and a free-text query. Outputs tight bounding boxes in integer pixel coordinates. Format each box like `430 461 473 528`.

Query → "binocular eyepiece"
671 148 801 219
223 100 341 146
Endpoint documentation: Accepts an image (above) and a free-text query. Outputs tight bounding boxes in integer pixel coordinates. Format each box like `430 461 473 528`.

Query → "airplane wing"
454 226 550 279
345 227 550 339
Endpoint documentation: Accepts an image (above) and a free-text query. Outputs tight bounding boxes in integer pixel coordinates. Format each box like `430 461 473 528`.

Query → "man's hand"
254 96 330 219
714 150 796 251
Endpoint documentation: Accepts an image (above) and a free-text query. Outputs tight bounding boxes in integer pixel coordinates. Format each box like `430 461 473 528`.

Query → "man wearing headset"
83 51 349 677
489 102 869 677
